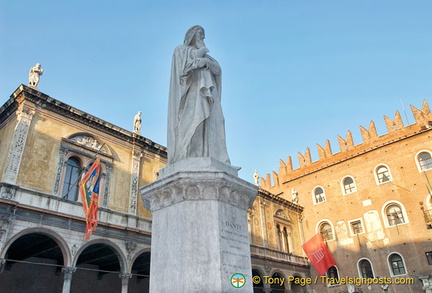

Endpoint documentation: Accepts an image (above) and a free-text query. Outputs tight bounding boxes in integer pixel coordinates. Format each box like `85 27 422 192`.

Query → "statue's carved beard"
196 39 206 49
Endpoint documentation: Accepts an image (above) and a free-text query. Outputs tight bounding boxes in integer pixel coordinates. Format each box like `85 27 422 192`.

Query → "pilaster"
2 105 35 184
129 149 141 214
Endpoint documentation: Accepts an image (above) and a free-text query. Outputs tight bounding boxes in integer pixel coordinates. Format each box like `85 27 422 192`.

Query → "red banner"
79 156 101 239
302 233 336 275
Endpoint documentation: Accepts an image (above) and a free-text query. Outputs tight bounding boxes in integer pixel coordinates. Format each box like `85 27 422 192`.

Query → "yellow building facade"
0 85 309 293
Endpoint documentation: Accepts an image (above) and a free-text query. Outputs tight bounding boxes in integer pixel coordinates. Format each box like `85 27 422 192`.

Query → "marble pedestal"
141 158 257 293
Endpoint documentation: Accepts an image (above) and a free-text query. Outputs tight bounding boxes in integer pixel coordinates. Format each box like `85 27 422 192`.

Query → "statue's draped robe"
167 45 230 165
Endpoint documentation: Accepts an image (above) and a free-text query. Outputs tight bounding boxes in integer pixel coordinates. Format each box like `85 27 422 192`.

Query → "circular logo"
231 273 246 288
252 275 261 284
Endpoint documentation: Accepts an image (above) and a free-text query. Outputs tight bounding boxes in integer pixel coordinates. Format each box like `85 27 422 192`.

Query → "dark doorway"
71 243 122 293
0 233 65 293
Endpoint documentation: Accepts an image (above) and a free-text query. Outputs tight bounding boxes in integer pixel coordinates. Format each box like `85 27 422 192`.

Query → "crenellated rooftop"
261 100 432 189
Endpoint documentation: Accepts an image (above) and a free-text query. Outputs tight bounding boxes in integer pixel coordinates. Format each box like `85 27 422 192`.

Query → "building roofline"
0 84 167 158
258 187 303 213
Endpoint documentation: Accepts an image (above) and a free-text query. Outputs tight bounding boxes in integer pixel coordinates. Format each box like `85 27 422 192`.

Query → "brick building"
261 101 432 293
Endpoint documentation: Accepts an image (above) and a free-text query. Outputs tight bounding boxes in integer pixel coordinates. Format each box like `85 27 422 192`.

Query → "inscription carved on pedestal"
220 220 251 272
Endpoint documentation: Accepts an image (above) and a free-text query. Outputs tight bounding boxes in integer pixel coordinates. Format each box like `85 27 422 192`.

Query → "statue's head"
36 63 41 68
184 25 205 46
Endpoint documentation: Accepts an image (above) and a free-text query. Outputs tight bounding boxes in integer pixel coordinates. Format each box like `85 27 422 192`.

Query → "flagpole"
63 143 107 199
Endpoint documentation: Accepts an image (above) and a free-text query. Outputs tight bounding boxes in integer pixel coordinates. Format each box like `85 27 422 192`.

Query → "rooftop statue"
167 25 230 165
29 63 44 88
253 170 260 186
133 111 142 134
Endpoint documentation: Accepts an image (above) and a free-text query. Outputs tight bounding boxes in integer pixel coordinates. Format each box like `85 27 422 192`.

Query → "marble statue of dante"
133 111 142 134
29 63 44 88
167 25 230 165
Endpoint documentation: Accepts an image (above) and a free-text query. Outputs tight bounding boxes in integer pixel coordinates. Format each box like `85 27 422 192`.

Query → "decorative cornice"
141 171 258 212
258 188 303 213
1 85 167 158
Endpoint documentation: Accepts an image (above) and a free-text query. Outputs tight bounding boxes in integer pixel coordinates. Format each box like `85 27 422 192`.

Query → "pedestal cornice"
141 171 258 212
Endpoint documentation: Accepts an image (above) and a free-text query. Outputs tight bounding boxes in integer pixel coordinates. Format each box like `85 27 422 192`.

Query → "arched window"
61 157 81 201
376 165 391 183
319 222 334 241
270 272 285 292
359 259 374 278
274 210 292 253
314 187 326 204
386 204 405 226
342 176 356 194
326 266 340 285
388 253 406 276
418 151 432 171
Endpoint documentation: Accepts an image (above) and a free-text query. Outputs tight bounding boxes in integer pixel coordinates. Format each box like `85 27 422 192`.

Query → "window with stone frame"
418 151 432 171
349 219 364 235
386 204 405 226
359 259 374 278
326 266 340 285
61 157 81 201
389 253 406 276
319 222 334 241
342 176 357 194
314 187 326 204
276 224 291 253
274 210 293 253
376 165 392 183
54 133 113 208
426 251 432 265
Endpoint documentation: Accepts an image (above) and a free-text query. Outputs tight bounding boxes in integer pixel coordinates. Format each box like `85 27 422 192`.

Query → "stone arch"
128 247 151 272
129 249 151 293
0 228 70 292
290 273 307 293
72 238 127 272
252 267 265 293
70 239 127 293
1 227 71 266
269 270 286 292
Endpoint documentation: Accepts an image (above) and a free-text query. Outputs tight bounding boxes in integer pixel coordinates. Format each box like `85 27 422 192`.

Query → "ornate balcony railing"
250 244 309 266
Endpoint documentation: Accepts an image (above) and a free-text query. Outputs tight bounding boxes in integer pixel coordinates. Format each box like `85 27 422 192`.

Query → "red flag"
79 156 101 239
302 233 336 275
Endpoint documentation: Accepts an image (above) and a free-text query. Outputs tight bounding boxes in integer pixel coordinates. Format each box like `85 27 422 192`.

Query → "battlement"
261 100 432 189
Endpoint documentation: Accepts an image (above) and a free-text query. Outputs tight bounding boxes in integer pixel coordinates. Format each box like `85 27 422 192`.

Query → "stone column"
141 158 257 293
61 266 76 293
2 105 35 184
120 273 132 293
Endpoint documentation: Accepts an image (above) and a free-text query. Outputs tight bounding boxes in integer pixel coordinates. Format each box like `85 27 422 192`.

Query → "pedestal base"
141 167 257 293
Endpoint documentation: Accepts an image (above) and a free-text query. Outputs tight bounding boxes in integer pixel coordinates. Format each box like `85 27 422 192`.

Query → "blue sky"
1 1 431 182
